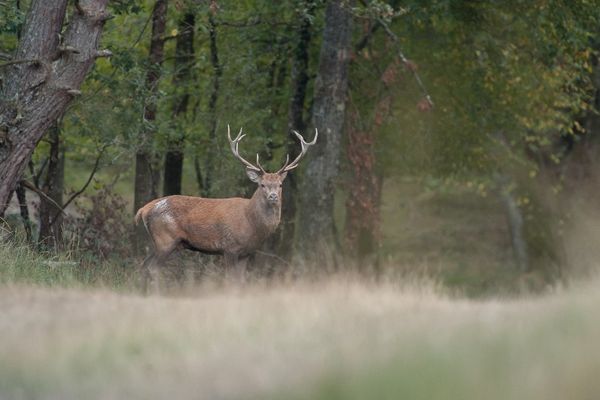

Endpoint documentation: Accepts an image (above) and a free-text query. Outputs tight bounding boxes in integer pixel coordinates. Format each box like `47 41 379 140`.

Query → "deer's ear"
278 171 288 181
246 168 261 183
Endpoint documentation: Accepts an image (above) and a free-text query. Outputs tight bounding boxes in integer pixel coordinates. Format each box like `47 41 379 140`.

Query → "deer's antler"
277 129 318 174
227 125 264 173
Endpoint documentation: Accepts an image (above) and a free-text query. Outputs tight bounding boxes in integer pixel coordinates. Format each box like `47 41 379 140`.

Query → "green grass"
0 241 137 289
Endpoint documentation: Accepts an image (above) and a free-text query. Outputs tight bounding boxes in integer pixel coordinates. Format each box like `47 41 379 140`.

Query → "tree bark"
163 11 195 196
0 0 110 217
296 0 353 262
497 176 529 272
276 0 316 258
202 10 222 197
344 59 400 265
15 183 32 243
38 125 64 249
134 0 168 252
344 119 382 264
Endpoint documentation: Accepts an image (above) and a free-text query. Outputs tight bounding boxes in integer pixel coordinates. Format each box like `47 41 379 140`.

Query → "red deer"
135 125 317 286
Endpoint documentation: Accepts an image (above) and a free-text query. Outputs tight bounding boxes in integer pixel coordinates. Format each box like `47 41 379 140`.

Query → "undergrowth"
0 240 136 289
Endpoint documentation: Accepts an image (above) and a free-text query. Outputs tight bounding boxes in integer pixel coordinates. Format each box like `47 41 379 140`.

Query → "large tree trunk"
344 59 400 266
133 0 168 252
276 0 316 258
344 118 382 264
202 9 222 197
0 0 110 217
163 11 195 196
296 0 353 262
38 125 64 249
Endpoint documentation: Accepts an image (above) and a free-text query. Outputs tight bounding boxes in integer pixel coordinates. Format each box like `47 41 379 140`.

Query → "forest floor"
1 278 600 400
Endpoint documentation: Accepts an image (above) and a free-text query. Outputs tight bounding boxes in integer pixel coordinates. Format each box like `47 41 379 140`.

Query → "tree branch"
33 157 49 188
49 145 106 226
19 180 66 215
375 15 434 107
0 58 42 68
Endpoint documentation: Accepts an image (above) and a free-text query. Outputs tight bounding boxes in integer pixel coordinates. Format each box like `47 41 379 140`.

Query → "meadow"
1 241 599 400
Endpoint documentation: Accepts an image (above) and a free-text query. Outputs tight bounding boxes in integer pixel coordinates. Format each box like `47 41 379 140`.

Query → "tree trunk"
15 183 32 243
0 0 110 217
38 125 64 249
276 0 316 258
134 0 168 252
202 10 222 197
163 11 195 196
344 120 382 264
499 181 529 271
343 60 400 266
296 0 353 262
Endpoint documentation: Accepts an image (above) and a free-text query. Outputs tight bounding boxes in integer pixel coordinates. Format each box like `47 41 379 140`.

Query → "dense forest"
2 0 600 293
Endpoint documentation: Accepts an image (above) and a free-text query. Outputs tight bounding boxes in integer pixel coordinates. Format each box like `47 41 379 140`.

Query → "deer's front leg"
224 252 247 284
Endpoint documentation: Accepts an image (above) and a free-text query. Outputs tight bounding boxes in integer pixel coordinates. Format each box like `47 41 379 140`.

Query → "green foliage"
0 0 24 53
29 0 328 199
375 0 600 176
110 0 145 15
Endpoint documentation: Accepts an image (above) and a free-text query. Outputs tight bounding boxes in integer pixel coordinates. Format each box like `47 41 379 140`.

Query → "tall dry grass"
1 276 599 400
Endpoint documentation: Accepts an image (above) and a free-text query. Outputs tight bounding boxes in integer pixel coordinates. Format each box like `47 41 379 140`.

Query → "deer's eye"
260 184 265 188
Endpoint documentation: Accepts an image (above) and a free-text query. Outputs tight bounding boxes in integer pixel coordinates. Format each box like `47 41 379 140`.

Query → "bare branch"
19 180 66 215
375 16 433 108
0 58 41 68
33 157 49 188
49 145 106 226
58 45 80 55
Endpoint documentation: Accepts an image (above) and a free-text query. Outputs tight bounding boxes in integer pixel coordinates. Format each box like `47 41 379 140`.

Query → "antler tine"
276 154 290 174
227 124 261 172
256 154 266 174
281 128 318 172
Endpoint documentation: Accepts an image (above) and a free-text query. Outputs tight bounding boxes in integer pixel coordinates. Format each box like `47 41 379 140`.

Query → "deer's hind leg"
143 233 180 294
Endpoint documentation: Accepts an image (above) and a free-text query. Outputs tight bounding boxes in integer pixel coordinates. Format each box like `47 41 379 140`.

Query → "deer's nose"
268 193 278 202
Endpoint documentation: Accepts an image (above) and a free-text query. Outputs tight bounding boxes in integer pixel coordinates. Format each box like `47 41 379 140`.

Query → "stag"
135 125 317 286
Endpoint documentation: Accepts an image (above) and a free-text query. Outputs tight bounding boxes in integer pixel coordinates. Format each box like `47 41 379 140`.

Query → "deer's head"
228 125 318 206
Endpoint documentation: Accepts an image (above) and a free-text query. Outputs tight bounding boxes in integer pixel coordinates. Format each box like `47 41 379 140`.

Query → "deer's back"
142 195 256 254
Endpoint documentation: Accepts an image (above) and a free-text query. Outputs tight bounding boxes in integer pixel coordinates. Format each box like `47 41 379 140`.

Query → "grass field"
1 276 600 400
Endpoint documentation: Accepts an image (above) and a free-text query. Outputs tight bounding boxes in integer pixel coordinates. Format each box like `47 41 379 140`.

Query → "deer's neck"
248 191 281 235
